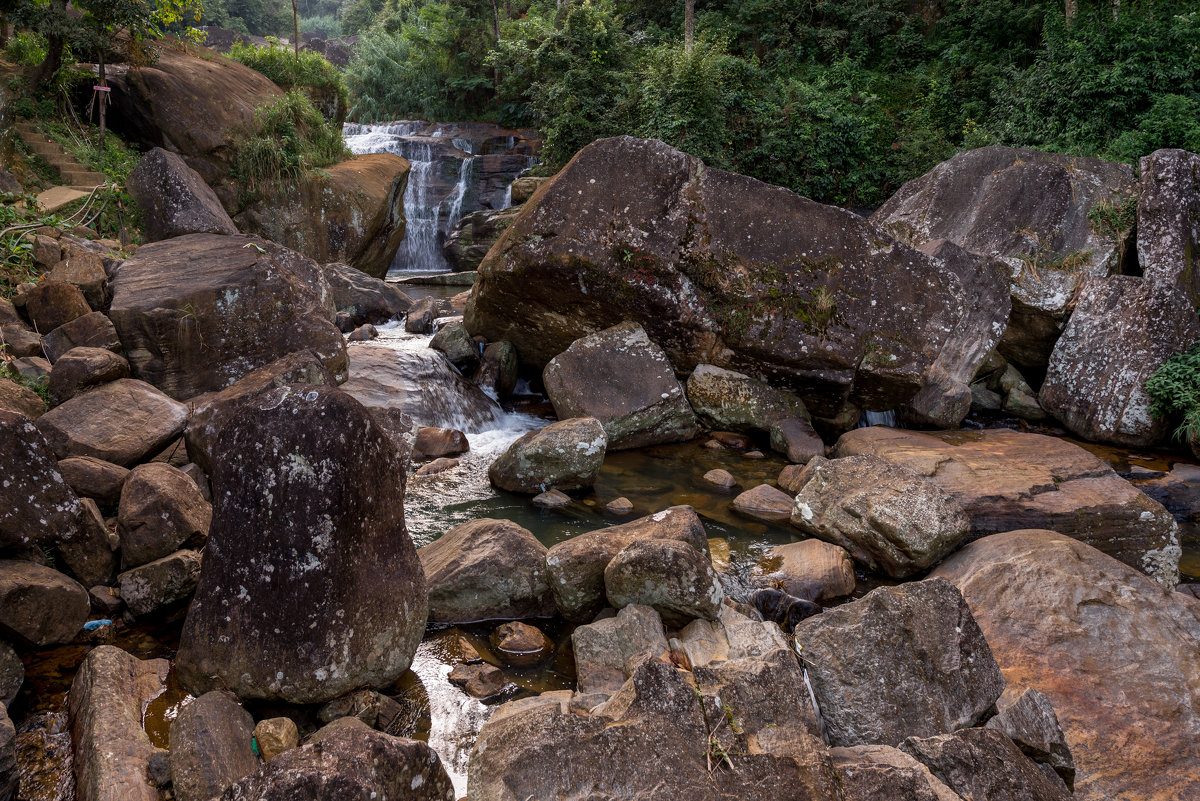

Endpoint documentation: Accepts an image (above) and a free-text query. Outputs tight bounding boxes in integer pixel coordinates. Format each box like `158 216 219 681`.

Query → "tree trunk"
684 0 694 53
292 0 300 57
491 0 501 96
1064 0 1077 22
98 52 107 147
34 0 67 89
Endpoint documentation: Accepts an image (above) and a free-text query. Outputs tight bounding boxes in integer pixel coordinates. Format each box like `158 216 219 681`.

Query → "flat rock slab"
834 426 1180 585
35 187 92 215
731 483 795 522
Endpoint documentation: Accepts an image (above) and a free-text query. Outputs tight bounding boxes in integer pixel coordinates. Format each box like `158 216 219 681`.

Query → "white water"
409 648 491 799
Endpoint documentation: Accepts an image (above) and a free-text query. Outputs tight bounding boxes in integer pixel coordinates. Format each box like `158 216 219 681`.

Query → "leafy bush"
1146 342 1200 442
230 89 350 195
299 14 340 37
229 40 349 106
5 31 47 65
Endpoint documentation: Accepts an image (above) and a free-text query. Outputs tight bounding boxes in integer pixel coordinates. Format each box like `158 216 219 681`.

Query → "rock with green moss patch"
686 364 807 433
488 417 606 494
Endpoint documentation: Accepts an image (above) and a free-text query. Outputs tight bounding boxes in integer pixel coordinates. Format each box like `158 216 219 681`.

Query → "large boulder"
685 363 808 433
900 727 1071 801
794 578 1004 748
67 646 170 801
234 155 411 279
176 384 428 704
603 538 723 626
790 455 970 577
488 417 606 494
872 145 1139 368
107 234 347 400
41 311 121 363
169 690 258 801
465 136 1002 419
572 604 668 696
1039 276 1200 447
341 343 502 431
127 147 238 242
830 744 963 801
117 549 203 617
1137 148 1200 305
543 322 697 450
443 207 520 272
834 427 1181 586
106 44 283 185
0 560 90 646
36 379 188 466
418 518 554 623
932 530 1200 801
545 506 709 622
216 724 454 801
46 346 130 405
323 261 411 325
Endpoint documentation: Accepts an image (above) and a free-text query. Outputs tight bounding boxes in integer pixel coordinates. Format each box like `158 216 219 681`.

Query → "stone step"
27 141 65 157
60 170 107 186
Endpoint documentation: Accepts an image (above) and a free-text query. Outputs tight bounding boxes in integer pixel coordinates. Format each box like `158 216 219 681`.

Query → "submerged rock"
488 417 606 494
543 321 697 450
176 385 428 704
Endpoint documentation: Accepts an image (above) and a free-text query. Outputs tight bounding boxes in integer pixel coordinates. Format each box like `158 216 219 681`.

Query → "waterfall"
344 120 536 276
857 409 898 428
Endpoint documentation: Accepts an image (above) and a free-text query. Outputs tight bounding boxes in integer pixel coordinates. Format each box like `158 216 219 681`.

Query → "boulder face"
685 363 808 433
0 559 90 646
872 145 1138 368
323 261 412 325
834 427 1181 586
176 384 428 704
543 322 698 450
108 233 347 400
443 207 521 272
794 578 1005 748
1039 276 1200 447
234 154 410 279
1137 148 1200 306
465 136 998 418
488 417 606 494
106 45 283 185
900 727 1071 801
603 538 723 627
127 147 238 242
932 530 1200 801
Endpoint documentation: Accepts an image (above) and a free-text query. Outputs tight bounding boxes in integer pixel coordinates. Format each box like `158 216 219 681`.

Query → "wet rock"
216 724 454 801
0 560 89 646
488 417 606 494
754 539 856 601
449 663 506 698
46 251 108 310
169 690 258 801
430 320 481 374
342 343 502 430
253 718 298 762
605 497 634 514
24 282 90 334
490 621 554 667
176 385 428 704
419 518 553 623
985 687 1074 789
873 145 1137 368
0 706 14 801
117 463 211 568
685 364 808 433
778 460 819 494
117 549 202 616
466 136 997 421
545 505 709 622
1040 276 1200 447
68 646 170 801
794 578 1004 747
443 207 521 272
184 349 337 473
35 379 187 466
702 468 736 489
323 261 411 325
13 710 74 801
932 529 1200 800
1137 148 1200 305
749 588 823 632
346 323 377 341
791 455 970 578
46 347 130 405
530 488 569 508
572 604 667 695
769 417 825 464
711 431 752 449
412 426 469 459
0 641 20 708
830 743 963 801
316 689 410 732
128 147 238 242
604 539 723 626
475 340 518 399
731 483 795 522
41 311 121 363
543 322 697 450
900 727 1070 801
108 234 346 400
835 426 1181 585
414 457 458 477
404 296 436 333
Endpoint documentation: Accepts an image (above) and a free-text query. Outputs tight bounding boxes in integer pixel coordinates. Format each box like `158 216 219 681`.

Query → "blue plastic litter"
82 619 112 631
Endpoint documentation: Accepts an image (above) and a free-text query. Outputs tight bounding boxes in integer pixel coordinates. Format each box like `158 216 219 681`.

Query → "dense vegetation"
339 0 1200 205
1146 343 1200 444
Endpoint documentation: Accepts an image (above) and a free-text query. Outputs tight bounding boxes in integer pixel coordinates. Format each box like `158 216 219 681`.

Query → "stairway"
13 122 108 189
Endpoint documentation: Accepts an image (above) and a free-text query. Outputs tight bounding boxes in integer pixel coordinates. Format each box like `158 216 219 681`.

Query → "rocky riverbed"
2 128 1199 801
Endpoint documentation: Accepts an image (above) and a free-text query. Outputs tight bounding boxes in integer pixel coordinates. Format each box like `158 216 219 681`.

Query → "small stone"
448 663 506 698
743 450 765 459
732 483 794 522
346 323 378 341
412 426 469 459
490 622 554 667
712 432 752 450
702 469 736 489
253 717 299 762
703 439 726 450
533 489 571 508
414 457 459 477
605 497 634 514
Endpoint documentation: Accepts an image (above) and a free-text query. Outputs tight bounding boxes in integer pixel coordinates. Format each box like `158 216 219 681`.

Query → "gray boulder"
604 538 723 627
488 417 606 494
117 549 203 616
830 744 963 801
794 578 1004 747
169 690 258 801
572 604 667 696
323 261 411 326
685 363 807 433
127 147 238 242
0 560 90 646
430 321 480 374
117 463 212 569
900 727 1071 801
985 687 1074 790
543 322 697 450
1137 148 1200 305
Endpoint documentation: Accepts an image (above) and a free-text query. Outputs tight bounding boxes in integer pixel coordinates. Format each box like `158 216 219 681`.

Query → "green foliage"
230 89 351 195
299 13 340 36
1146 342 1200 441
5 31 47 65
201 0 292 36
229 39 349 106
0 361 50 403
